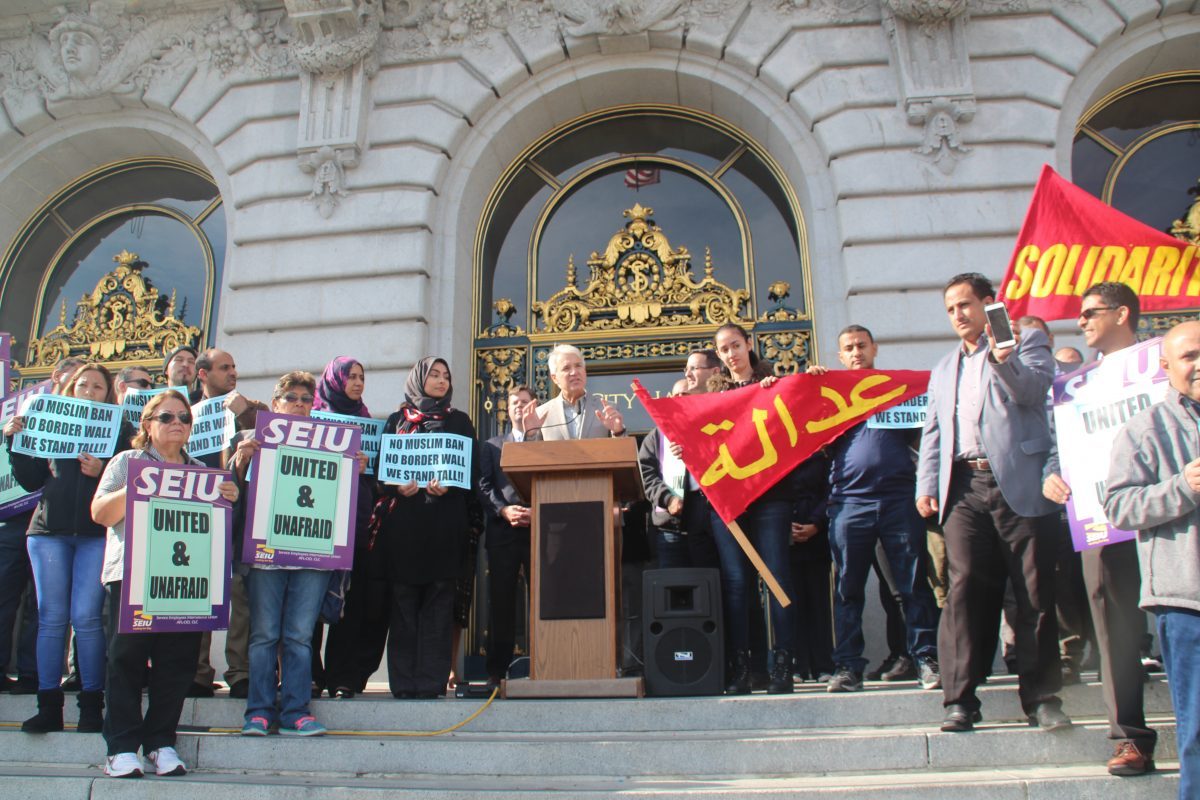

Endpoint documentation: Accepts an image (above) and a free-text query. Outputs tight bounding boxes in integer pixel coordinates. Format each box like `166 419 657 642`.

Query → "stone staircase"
0 674 1179 798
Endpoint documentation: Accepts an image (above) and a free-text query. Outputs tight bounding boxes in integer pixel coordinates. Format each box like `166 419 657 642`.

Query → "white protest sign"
379 433 472 489
12 394 123 458
187 394 236 458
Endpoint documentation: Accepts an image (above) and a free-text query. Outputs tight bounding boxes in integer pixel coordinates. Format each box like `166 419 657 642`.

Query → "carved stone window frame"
471 104 814 437
1072 71 1200 338
0 157 222 382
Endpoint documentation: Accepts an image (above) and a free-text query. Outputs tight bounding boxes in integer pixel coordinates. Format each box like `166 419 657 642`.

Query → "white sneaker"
145 746 187 776
104 752 144 778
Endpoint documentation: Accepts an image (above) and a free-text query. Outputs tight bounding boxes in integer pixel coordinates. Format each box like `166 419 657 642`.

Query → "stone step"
0 763 1181 800
0 716 1177 777
0 675 1173 734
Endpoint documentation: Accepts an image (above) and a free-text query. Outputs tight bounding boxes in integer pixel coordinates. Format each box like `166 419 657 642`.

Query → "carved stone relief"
283 1 382 218
0 2 291 110
880 0 975 174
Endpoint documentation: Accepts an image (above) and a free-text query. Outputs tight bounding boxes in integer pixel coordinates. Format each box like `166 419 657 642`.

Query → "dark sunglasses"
125 379 153 389
282 393 314 404
1079 306 1115 321
151 411 193 425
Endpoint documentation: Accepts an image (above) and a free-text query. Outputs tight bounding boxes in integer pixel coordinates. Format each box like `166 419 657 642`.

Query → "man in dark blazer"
916 272 1070 733
479 385 537 685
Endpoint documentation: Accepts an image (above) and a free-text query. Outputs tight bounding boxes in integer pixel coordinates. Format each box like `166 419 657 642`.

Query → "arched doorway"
0 157 225 387
472 104 815 439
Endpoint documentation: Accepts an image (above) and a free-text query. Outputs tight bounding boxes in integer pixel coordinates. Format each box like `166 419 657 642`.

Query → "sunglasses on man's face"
126 379 153 389
151 411 193 425
1079 306 1115 321
282 393 314 404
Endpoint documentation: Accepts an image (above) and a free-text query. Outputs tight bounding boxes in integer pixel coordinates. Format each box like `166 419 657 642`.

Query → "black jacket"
5 420 134 537
477 432 529 551
378 409 482 584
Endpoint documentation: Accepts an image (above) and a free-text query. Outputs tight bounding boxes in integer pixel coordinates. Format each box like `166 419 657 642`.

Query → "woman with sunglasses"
91 390 238 778
4 363 131 734
312 357 381 699
376 357 481 698
229 372 364 736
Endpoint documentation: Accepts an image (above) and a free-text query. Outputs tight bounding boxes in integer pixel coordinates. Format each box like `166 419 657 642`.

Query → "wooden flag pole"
726 520 791 607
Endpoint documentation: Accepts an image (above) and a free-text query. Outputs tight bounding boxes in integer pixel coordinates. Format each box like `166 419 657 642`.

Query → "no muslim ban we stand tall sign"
242 411 361 569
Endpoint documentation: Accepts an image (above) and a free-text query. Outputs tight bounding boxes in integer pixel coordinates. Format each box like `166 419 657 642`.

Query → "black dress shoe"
185 682 216 698
941 704 982 732
11 676 38 695
228 679 249 699
1028 703 1072 731
331 686 355 699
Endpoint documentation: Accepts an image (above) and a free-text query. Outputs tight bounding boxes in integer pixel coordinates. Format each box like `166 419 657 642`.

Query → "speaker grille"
653 627 714 686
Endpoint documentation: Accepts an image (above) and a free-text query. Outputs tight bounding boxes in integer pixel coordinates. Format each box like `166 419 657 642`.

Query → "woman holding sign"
91 390 239 778
3 363 130 734
228 371 361 737
313 357 381 699
377 357 481 699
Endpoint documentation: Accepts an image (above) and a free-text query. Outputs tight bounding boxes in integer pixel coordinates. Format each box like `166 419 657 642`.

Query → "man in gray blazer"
526 344 627 440
916 272 1070 733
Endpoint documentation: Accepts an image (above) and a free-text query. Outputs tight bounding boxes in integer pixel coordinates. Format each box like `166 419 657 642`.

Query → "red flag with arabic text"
998 165 1198 322
634 370 929 524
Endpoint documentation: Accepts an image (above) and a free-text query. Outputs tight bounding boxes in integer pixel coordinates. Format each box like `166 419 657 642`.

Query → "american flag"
624 166 660 189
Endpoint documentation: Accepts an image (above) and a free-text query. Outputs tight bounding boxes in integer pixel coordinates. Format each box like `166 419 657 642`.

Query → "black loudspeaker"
642 568 723 697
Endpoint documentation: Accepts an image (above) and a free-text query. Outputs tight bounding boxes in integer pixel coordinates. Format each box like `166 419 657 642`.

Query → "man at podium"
525 345 627 440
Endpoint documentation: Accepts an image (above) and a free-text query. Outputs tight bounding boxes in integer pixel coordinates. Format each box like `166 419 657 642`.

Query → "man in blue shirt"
808 325 941 692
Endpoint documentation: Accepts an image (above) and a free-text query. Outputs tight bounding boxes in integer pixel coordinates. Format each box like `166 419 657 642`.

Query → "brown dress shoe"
1107 740 1155 776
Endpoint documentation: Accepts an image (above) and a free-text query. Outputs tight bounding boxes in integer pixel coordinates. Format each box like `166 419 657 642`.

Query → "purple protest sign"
1051 337 1169 551
241 411 360 569
0 380 54 520
119 459 233 633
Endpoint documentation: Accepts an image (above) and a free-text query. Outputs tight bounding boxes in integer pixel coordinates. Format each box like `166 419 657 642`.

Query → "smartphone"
984 302 1017 349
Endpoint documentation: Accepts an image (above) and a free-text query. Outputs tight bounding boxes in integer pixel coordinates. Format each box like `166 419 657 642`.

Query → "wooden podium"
499 437 644 698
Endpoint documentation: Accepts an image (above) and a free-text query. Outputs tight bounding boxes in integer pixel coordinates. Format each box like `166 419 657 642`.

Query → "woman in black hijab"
377 358 481 698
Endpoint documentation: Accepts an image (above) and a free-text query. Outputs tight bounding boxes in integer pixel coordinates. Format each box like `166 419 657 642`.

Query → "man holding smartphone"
916 272 1069 733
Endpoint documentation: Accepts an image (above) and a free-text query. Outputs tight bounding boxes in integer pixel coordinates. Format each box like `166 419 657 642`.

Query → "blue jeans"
26 535 106 691
245 568 327 726
828 498 938 673
711 501 794 654
1156 607 1200 800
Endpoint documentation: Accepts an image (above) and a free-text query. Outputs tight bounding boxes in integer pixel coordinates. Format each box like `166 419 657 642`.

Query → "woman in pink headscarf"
312 358 382 698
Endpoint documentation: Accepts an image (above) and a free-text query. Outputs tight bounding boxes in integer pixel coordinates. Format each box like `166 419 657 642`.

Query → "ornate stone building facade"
1 0 1197 420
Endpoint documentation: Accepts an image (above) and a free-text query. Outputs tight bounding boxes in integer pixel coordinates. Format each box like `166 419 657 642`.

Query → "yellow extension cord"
0 686 501 737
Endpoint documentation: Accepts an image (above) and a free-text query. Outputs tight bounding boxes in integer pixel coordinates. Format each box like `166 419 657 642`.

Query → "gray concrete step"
0 763 1181 800
0 676 1176 797
0 716 1178 776
0 674 1174 734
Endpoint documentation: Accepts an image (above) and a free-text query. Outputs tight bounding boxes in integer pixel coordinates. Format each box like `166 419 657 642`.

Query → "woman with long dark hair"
4 363 130 734
376 358 481 698
707 322 799 695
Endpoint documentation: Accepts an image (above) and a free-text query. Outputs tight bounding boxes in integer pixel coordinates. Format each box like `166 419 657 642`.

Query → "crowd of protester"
0 271 1193 796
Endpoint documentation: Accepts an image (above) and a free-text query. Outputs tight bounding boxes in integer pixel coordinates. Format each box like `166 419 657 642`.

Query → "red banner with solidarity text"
634 370 929 524
999 164 1198 322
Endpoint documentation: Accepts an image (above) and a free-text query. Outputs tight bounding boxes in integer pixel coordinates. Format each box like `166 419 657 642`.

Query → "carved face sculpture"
59 30 101 79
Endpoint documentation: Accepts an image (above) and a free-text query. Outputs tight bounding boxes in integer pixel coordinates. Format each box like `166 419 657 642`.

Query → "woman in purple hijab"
313 357 383 698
